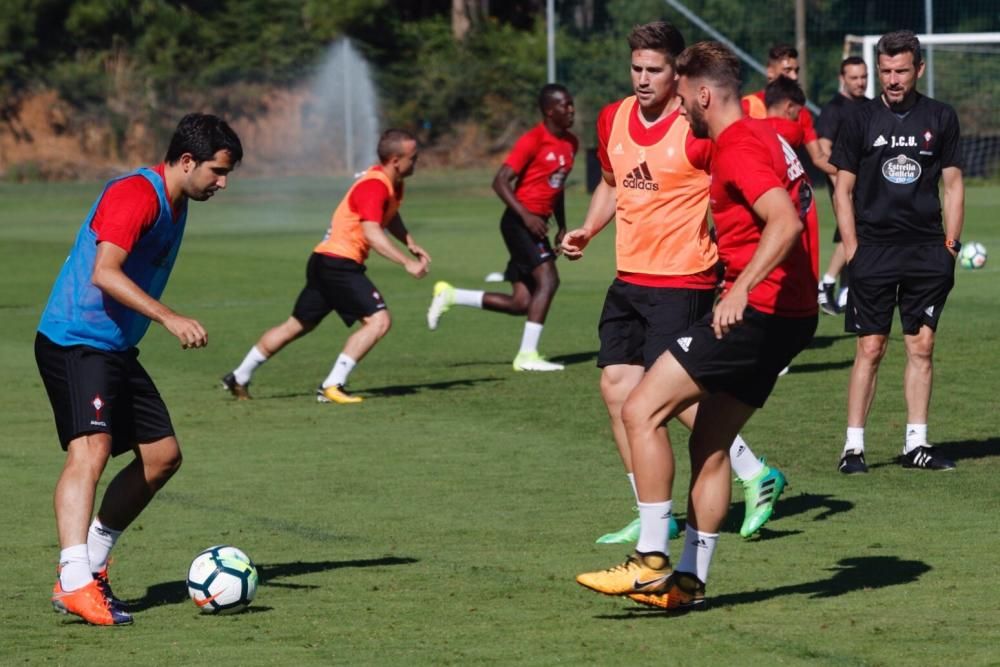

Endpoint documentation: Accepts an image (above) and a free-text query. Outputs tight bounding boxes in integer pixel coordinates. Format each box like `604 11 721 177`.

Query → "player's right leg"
318 309 390 404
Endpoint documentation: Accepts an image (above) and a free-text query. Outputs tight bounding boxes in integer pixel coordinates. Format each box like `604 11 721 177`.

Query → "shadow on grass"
805 333 854 349
597 555 931 618
549 350 598 366
127 556 418 612
783 359 854 375
362 377 500 397
867 437 1000 470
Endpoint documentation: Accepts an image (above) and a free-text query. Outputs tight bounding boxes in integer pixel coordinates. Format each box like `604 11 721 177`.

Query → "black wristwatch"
945 239 962 254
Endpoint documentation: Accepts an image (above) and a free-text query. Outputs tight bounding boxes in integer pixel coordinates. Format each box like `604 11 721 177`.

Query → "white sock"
454 288 484 308
233 345 268 385
729 435 764 481
903 423 928 454
626 473 639 505
59 544 93 591
844 427 865 453
636 500 672 556
323 353 357 389
519 321 544 354
87 517 122 573
677 529 719 584
822 273 837 285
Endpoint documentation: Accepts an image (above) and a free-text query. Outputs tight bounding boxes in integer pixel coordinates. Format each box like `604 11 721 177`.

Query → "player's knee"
369 311 392 337
857 336 888 362
510 293 531 314
620 396 654 434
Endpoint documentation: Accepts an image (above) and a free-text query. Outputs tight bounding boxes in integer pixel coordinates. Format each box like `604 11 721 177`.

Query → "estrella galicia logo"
881 154 921 184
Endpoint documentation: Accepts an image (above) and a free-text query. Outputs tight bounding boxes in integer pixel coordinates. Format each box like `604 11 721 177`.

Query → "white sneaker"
427 281 454 331
513 351 564 372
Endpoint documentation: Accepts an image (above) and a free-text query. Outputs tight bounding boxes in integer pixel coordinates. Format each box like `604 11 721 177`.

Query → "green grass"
2 170 999 665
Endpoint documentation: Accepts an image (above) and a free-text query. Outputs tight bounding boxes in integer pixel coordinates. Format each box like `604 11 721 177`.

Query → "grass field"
1 169 998 665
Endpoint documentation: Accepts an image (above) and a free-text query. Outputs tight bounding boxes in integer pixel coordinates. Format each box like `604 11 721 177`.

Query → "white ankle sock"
323 354 357 389
729 435 764 481
454 289 484 307
677 529 718 584
59 544 93 591
519 322 543 354
87 517 122 573
844 427 865 453
233 346 268 385
904 423 928 454
822 273 837 285
636 500 672 556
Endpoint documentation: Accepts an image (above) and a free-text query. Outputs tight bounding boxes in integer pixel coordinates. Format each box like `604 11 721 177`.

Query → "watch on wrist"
946 239 962 254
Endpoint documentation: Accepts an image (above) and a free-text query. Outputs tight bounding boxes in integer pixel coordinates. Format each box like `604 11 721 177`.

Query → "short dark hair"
876 30 922 67
377 128 417 163
538 83 570 114
765 75 806 109
627 21 686 62
164 113 243 165
840 55 866 74
676 41 742 94
767 44 798 63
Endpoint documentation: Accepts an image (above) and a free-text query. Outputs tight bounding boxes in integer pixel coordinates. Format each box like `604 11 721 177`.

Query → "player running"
831 31 964 474
560 21 786 544
576 41 818 611
426 84 577 371
36 114 243 625
223 129 431 403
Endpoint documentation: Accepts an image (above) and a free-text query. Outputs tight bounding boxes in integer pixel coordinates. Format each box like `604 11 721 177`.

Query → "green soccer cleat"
739 462 786 538
595 514 680 544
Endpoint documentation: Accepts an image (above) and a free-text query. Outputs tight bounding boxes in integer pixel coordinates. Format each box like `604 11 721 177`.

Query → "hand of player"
522 212 549 239
712 287 748 339
560 228 591 261
163 313 208 349
409 243 432 264
405 257 429 279
553 228 567 255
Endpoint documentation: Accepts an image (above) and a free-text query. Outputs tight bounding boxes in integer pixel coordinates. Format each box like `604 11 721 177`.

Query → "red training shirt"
504 122 578 217
710 117 818 317
347 165 401 225
91 164 178 252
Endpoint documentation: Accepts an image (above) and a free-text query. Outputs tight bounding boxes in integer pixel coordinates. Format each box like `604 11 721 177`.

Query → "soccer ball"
958 241 988 269
187 545 259 614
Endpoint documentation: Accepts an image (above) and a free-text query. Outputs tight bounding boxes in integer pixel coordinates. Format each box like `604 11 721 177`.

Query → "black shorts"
34 332 174 456
292 254 387 327
667 307 818 408
499 207 555 286
845 244 954 336
597 279 716 370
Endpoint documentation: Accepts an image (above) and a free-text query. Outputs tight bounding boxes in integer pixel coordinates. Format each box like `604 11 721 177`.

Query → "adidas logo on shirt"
622 161 659 191
677 336 692 352
612 143 624 155
873 135 888 147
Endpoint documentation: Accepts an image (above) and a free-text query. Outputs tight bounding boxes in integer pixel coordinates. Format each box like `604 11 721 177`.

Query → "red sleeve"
726 137 785 207
503 127 541 174
740 97 752 115
685 130 714 172
596 101 622 172
799 107 818 143
349 179 391 224
91 175 161 252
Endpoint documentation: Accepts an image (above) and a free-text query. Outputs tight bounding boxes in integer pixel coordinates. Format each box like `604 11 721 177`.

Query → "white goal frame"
844 32 1000 99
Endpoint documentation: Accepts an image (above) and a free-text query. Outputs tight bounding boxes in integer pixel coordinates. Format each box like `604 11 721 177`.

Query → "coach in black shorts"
831 30 964 474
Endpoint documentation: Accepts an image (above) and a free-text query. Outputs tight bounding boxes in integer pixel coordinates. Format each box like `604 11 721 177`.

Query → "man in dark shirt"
830 31 964 474
816 56 869 314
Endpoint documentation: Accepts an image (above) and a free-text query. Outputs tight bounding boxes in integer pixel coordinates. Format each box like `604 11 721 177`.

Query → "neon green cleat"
512 351 564 372
595 514 680 544
427 281 455 330
739 463 786 538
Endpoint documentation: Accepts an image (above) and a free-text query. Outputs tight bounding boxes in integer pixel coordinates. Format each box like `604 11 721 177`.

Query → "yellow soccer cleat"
316 384 363 404
575 551 672 596
627 571 707 611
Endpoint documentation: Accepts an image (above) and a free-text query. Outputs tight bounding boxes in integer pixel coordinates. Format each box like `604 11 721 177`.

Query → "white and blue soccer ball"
187 545 259 614
959 241 988 270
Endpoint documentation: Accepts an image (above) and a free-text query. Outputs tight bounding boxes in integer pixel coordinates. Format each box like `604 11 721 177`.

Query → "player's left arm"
804 139 837 176
552 191 566 252
386 214 431 263
941 166 965 256
713 188 803 339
